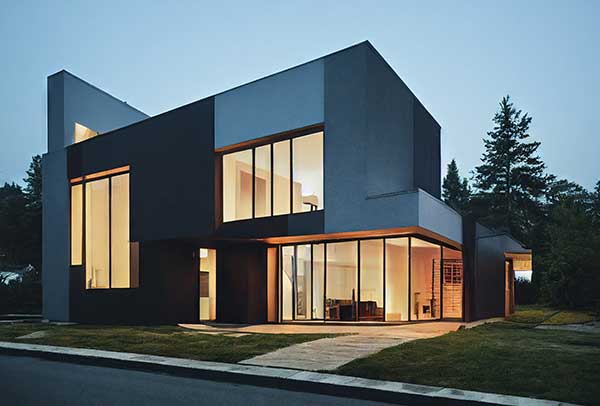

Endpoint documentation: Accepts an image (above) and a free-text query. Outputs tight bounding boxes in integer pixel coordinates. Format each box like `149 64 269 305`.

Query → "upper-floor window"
222 130 323 222
70 166 139 289
74 122 99 143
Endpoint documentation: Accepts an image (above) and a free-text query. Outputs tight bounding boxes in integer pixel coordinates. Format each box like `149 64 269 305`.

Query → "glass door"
199 248 217 321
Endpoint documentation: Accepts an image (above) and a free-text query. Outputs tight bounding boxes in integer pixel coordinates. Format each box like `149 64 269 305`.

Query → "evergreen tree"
22 155 42 273
473 95 549 242
442 159 471 213
591 180 600 226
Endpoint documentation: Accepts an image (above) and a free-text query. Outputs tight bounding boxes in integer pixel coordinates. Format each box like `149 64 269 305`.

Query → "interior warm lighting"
74 122 98 143
73 167 134 289
70 184 83 265
221 129 324 222
199 248 217 321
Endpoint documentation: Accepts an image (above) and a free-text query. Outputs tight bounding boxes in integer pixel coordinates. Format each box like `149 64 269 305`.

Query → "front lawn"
0 323 333 364
337 320 600 405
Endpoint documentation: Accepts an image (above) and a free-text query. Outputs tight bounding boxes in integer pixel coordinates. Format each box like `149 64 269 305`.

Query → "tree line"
443 96 600 310
0 156 42 313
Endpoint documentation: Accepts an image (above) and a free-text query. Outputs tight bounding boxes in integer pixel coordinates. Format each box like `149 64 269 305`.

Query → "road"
0 354 398 405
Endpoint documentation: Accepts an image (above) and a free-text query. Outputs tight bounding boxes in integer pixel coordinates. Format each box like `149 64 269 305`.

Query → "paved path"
241 335 406 370
0 354 397 406
233 322 461 371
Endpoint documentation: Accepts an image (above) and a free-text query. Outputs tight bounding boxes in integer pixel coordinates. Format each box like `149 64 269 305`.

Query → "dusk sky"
1 1 598 189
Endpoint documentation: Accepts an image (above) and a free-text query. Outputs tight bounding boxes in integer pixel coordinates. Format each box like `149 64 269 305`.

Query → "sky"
0 1 598 189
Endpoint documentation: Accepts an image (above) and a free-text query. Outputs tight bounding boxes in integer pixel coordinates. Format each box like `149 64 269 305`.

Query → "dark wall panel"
70 240 198 324
365 46 414 197
413 99 441 198
68 98 215 242
217 244 267 324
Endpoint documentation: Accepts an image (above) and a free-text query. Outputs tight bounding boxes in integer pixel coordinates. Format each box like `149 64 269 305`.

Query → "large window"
222 130 323 222
70 167 138 289
279 236 459 322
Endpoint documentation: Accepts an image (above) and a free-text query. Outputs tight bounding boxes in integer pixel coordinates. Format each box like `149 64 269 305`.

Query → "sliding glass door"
279 236 461 322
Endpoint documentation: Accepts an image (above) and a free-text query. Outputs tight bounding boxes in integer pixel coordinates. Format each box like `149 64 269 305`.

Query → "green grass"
0 323 333 363
337 322 600 405
506 304 560 324
542 310 597 325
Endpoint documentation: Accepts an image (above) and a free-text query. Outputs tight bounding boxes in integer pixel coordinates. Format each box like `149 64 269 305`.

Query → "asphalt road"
0 354 398 406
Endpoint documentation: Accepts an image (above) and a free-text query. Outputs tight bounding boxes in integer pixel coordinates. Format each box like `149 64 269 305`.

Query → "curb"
0 342 576 406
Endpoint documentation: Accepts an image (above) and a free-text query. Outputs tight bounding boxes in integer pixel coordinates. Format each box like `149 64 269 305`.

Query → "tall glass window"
292 132 323 213
295 245 311 320
326 241 358 321
110 174 130 288
411 238 441 320
312 244 325 319
70 184 83 265
222 150 253 222
254 145 271 218
385 238 409 321
281 246 294 321
273 140 291 215
85 179 110 289
359 239 384 321
442 246 463 319
73 168 134 289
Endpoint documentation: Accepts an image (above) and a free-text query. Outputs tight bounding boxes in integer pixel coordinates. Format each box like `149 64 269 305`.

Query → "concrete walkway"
181 321 463 371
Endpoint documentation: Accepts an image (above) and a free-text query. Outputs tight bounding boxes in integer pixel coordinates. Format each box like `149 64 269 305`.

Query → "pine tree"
442 159 470 213
473 95 549 242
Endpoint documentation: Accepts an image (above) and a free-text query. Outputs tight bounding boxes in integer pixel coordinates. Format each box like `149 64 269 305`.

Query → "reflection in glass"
410 238 441 320
222 150 253 222
292 132 323 213
326 241 357 321
359 239 383 321
254 144 271 217
385 238 409 321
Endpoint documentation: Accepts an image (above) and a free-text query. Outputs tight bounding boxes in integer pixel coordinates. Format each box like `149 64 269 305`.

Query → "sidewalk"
0 341 576 406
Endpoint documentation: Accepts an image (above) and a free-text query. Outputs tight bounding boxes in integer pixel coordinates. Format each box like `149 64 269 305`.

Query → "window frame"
219 126 324 223
70 166 138 290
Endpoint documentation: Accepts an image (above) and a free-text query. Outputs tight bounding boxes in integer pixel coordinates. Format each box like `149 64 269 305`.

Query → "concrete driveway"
180 322 462 371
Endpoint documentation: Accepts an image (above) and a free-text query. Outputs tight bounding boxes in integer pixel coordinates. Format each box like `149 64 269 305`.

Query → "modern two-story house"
42 41 531 324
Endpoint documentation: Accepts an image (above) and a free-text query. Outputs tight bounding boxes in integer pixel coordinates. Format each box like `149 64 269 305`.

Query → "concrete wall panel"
215 60 324 149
